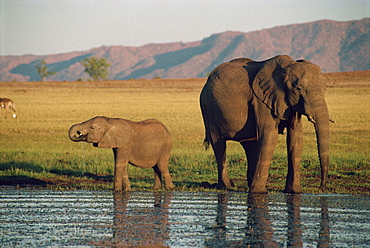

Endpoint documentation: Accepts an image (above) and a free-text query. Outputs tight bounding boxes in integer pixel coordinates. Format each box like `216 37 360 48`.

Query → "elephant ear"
97 123 129 148
251 55 293 120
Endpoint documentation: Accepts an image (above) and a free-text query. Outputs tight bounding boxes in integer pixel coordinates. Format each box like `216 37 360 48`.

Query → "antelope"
0 98 17 118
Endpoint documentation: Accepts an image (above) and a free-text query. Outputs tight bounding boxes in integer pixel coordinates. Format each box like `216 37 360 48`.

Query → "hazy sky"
1 0 369 56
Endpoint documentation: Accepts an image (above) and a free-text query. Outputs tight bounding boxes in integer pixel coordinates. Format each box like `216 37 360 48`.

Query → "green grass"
0 77 369 194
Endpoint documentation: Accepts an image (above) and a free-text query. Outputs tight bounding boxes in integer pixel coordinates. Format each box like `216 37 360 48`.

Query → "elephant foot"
114 187 132 192
165 184 175 190
319 185 328 192
283 189 302 194
216 179 235 190
152 184 162 190
152 184 174 190
122 185 132 191
249 186 268 193
216 184 232 190
216 184 227 190
284 185 303 194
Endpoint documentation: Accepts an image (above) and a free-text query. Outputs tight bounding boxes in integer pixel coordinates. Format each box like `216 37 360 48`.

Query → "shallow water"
1 189 369 247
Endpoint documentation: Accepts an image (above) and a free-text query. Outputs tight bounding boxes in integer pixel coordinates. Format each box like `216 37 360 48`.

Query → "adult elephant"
200 55 330 193
68 116 175 191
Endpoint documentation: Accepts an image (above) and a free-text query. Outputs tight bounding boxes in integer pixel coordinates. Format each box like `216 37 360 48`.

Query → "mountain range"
1 18 369 82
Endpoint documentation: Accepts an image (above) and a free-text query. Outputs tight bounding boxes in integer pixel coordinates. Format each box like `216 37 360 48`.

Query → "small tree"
36 59 56 82
81 57 111 81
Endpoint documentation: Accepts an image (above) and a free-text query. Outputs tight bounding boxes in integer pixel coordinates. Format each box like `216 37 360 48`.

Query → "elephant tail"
203 139 211 150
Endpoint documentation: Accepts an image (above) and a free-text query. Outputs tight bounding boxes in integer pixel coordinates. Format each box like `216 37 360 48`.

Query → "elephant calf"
68 116 175 191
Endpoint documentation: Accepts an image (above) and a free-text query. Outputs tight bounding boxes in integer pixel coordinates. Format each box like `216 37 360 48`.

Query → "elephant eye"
296 86 303 91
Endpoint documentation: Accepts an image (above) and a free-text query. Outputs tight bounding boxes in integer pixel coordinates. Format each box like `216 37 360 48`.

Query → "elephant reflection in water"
206 193 330 247
93 192 172 247
286 195 330 247
318 197 330 247
205 193 229 245
113 192 171 247
244 194 278 247
205 193 277 247
286 194 303 247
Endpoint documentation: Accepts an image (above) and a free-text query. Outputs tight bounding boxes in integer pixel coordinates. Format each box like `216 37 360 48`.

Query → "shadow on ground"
0 162 49 186
0 161 212 190
49 169 113 182
0 175 48 186
0 161 113 187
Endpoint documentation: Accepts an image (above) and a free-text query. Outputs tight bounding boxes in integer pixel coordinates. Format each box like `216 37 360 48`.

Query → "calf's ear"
97 124 129 148
97 126 116 148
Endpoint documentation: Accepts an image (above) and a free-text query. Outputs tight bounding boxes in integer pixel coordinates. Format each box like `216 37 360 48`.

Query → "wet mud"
1 189 369 247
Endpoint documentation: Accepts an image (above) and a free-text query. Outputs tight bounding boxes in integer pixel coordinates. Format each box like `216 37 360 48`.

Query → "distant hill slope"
1 18 369 82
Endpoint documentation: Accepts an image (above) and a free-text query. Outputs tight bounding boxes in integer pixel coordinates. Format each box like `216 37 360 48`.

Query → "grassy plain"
0 71 369 194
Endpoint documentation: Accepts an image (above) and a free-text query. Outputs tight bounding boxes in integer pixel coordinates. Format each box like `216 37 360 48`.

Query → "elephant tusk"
307 116 316 124
239 137 257 142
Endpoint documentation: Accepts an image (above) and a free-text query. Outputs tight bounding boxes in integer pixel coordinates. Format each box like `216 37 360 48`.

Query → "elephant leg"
113 148 131 191
212 139 232 189
152 165 163 190
156 157 175 190
284 119 303 193
241 140 259 188
249 131 278 193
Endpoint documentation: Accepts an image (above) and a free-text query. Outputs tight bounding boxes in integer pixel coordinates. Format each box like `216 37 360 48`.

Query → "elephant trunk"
68 124 87 142
312 103 330 191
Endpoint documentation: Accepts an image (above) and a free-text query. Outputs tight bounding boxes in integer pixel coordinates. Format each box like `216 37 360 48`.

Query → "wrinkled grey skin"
69 116 175 191
200 55 330 193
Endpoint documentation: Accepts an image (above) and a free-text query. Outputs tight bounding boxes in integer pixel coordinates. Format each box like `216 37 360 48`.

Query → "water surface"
1 189 369 247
